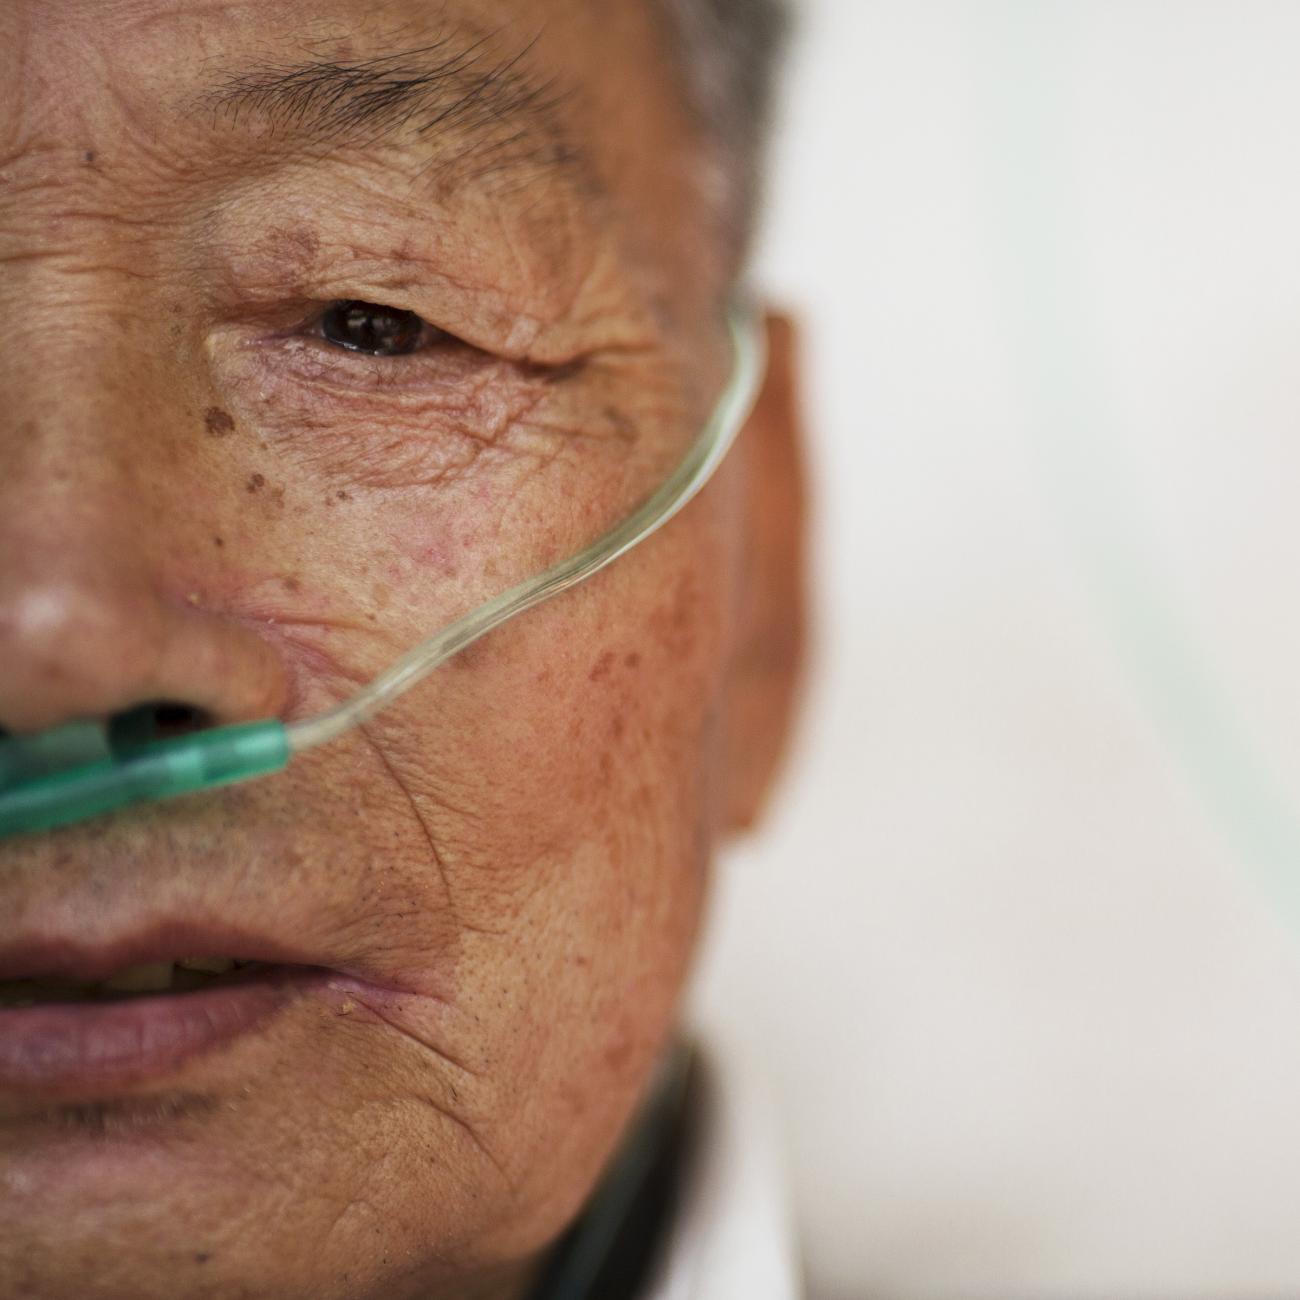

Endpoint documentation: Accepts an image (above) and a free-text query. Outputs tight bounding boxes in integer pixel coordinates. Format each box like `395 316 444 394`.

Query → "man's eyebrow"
198 34 581 186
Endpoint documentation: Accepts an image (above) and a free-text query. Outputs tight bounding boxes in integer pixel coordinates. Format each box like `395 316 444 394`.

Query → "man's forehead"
2 1 592 177
8 0 552 70
0 0 716 326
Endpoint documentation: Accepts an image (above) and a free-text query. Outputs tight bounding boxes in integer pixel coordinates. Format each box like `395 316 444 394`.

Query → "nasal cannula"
0 305 766 839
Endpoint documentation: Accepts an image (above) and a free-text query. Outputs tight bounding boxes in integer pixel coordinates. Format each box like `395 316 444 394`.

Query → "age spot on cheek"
589 650 616 683
589 649 643 683
204 406 236 438
245 473 286 508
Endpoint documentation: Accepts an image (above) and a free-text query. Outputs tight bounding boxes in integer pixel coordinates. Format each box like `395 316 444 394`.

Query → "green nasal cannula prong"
0 721 290 838
0 304 765 841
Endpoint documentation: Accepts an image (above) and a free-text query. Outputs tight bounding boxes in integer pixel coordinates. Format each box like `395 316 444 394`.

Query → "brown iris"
320 300 430 356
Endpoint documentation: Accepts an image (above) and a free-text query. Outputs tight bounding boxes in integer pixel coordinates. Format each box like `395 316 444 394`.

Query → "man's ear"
720 310 809 835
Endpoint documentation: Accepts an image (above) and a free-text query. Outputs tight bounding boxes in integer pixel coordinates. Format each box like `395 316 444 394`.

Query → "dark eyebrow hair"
198 33 582 188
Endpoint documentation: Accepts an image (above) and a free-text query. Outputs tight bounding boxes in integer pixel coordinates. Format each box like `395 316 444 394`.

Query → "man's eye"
318 300 443 357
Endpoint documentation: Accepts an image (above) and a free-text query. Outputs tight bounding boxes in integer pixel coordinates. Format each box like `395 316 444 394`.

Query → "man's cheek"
320 511 727 1031
182 397 670 714
370 544 726 872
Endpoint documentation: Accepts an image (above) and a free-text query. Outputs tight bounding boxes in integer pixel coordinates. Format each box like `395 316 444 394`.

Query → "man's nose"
0 562 289 736
0 397 289 739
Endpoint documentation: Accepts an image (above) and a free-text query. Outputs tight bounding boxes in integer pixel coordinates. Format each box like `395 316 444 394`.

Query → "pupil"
322 301 424 356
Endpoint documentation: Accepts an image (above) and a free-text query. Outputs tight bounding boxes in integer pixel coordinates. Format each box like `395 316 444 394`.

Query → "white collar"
640 1039 801 1300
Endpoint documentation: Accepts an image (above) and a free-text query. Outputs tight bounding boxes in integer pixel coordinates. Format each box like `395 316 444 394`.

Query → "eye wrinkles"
0 17 655 454
0 11 635 371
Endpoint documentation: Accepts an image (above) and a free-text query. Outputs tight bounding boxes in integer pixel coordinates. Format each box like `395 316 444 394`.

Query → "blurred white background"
690 3 1300 1297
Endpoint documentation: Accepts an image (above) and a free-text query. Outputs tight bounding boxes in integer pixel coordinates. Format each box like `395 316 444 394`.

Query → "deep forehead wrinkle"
195 28 584 188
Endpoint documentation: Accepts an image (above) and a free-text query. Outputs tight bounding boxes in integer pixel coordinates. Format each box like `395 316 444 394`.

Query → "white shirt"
641 1041 801 1300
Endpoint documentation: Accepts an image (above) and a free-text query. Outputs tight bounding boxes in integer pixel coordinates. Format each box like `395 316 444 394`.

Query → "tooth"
176 957 235 974
102 961 175 992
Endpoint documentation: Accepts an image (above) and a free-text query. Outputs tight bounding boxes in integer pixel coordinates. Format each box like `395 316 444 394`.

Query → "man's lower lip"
0 966 328 1094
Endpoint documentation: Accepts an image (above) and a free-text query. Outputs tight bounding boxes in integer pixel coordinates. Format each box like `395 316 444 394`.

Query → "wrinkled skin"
0 2 805 1297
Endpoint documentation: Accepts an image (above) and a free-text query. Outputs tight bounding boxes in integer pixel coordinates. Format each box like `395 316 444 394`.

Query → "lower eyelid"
258 333 479 389
209 340 573 481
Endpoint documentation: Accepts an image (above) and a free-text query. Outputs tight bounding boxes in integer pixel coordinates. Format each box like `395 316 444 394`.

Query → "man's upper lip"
0 919 326 982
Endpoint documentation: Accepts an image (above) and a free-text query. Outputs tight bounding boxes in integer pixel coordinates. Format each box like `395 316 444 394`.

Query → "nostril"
150 702 213 739
108 701 216 752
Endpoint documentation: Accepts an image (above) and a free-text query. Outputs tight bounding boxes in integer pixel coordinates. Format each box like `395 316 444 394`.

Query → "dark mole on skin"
244 472 285 507
82 150 95 165
204 406 235 437
194 1253 211 1264
212 535 224 548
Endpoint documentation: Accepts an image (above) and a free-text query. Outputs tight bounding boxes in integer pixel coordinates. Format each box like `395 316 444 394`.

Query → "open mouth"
0 948 334 1094
0 957 274 1007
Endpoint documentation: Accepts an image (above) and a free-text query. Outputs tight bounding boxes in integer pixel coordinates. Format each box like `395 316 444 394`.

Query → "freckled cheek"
189 380 507 597
203 461 631 652
193 348 692 721
458 544 731 851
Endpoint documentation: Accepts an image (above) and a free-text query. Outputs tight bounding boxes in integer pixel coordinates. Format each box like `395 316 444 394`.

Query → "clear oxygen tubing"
286 302 767 754
0 301 765 839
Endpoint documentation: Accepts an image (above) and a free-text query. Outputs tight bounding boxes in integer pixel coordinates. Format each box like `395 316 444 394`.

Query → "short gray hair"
654 0 791 264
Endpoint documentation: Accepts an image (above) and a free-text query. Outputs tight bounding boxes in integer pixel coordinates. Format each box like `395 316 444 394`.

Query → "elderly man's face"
0 1 803 1296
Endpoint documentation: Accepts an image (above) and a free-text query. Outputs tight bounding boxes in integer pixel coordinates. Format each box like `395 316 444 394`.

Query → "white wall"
690 4 1300 1296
